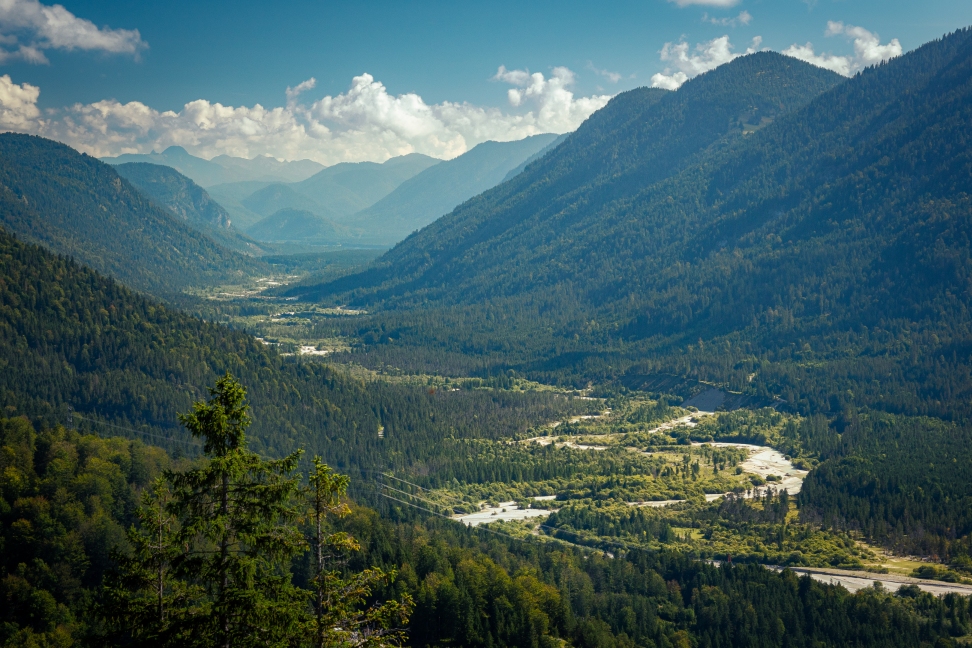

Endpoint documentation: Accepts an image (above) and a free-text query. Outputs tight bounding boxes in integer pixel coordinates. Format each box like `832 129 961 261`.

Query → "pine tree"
168 373 307 648
104 476 187 647
307 458 413 648
105 375 413 647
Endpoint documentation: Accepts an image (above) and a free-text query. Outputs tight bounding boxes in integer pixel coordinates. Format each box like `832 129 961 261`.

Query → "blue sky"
0 0 970 163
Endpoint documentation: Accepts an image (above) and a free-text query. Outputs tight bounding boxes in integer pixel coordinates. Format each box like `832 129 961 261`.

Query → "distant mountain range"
230 137 563 247
0 134 261 294
102 146 324 186
203 154 441 232
103 135 566 248
343 134 561 245
246 208 346 244
291 153 442 220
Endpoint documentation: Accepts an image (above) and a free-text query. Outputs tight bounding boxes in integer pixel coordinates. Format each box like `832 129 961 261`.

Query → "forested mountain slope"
0 135 259 294
346 134 560 245
0 226 584 468
302 31 972 420
307 51 841 301
114 162 233 228
113 162 266 256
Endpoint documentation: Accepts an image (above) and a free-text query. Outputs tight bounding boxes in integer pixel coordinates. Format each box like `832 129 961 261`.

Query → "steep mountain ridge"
297 33 972 421
0 134 260 295
113 162 267 256
307 52 844 302
501 133 569 183
115 162 232 228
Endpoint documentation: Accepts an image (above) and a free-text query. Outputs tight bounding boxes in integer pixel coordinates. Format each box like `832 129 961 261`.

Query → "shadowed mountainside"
0 134 263 294
295 34 972 422
114 162 267 256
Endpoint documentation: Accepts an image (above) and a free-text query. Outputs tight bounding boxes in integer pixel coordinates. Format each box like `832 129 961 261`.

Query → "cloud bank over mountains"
783 22 902 77
0 0 903 165
0 66 610 164
651 22 901 90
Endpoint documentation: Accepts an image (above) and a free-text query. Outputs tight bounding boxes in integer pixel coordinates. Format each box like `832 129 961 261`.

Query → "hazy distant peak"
342 132 563 245
382 152 441 167
161 145 191 156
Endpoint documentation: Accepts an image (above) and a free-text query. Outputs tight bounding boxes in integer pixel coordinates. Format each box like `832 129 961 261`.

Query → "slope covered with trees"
0 135 259 295
113 163 234 229
309 51 842 304
0 225 588 470
113 162 266 256
799 412 972 560
301 31 972 423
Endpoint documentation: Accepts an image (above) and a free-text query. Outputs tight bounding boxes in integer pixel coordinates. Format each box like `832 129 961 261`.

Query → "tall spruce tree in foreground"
170 373 306 648
105 374 412 647
106 374 306 647
104 477 188 647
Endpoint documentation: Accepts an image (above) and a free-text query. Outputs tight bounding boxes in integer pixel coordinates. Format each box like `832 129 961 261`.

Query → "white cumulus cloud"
0 73 41 129
782 21 901 76
651 35 763 90
0 67 611 164
0 0 146 64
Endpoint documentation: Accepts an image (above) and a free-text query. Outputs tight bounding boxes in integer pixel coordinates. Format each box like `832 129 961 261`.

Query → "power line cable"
71 414 201 448
378 483 454 510
376 482 628 554
376 492 535 544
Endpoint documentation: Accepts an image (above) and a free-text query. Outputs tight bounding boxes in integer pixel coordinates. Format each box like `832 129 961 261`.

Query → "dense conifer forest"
112 162 267 256
0 225 591 472
0 135 261 295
